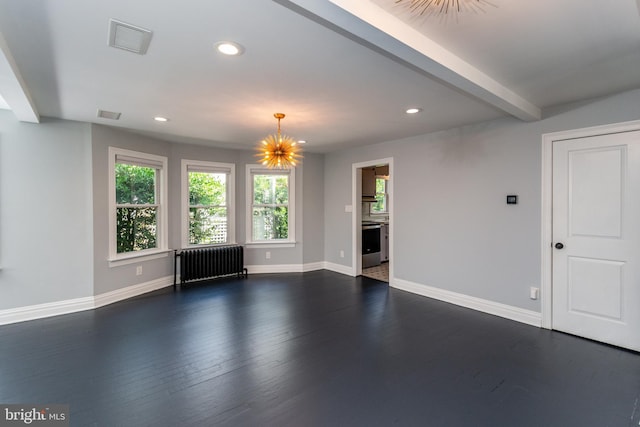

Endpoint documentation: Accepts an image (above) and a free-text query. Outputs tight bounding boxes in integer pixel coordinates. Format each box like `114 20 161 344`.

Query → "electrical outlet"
136 266 142 276
530 287 539 300
340 250 344 258
266 251 271 260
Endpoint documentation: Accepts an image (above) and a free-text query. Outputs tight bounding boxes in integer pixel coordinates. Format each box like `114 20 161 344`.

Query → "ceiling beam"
276 0 541 122
0 30 39 123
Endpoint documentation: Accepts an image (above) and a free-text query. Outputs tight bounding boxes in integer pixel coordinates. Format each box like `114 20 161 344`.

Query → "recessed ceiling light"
154 116 168 122
406 108 422 114
297 140 307 144
215 41 244 56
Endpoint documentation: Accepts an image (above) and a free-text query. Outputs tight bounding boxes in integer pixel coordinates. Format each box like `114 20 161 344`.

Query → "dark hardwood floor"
1 270 639 426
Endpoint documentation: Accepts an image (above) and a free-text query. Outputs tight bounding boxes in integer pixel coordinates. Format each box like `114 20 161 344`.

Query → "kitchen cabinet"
375 165 389 177
362 167 376 198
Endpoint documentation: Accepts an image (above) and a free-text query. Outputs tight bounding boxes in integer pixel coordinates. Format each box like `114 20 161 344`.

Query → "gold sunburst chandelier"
395 0 494 16
257 113 302 169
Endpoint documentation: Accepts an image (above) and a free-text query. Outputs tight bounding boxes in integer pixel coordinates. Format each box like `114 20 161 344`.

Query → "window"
372 177 388 214
109 147 168 260
246 165 295 244
182 160 235 247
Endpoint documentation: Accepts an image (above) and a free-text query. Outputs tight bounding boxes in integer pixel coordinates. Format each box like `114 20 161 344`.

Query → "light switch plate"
530 287 539 300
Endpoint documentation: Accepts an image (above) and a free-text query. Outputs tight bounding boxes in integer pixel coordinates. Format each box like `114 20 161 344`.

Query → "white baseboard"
323 261 354 276
302 262 325 272
0 275 174 326
391 278 542 327
0 269 541 330
94 276 174 309
246 264 302 274
246 262 325 274
0 296 95 326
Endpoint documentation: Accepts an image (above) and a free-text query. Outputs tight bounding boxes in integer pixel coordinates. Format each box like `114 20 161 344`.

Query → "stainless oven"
362 223 381 268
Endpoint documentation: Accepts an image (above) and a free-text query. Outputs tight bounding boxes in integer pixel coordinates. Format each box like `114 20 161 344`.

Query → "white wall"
0 117 325 315
91 124 325 295
0 111 94 310
323 89 640 312
167 140 244 251
167 141 323 267
7 88 637 320
91 125 174 295
302 152 325 264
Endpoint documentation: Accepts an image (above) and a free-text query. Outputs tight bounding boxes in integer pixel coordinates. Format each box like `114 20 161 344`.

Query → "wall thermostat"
506 195 518 205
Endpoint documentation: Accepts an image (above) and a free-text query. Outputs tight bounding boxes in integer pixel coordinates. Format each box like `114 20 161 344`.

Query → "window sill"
245 241 296 249
108 249 172 267
182 242 238 250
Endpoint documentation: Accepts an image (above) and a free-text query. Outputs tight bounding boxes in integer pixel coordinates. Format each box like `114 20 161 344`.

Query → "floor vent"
97 109 121 120
108 19 152 55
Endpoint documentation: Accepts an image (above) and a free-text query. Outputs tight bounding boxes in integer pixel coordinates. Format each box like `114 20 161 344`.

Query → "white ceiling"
0 0 639 153
0 94 9 110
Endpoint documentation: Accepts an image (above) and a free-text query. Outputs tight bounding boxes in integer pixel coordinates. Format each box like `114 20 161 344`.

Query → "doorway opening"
352 158 393 283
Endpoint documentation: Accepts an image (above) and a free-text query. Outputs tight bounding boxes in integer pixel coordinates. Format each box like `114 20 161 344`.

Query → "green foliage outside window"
372 178 387 213
115 164 157 253
188 172 227 245
252 174 289 240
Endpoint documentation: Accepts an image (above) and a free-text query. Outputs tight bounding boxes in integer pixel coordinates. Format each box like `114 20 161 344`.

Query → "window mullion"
189 204 226 209
116 203 159 208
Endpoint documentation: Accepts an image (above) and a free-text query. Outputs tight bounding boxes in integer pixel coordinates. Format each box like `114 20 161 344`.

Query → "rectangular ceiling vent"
108 19 152 55
97 109 121 120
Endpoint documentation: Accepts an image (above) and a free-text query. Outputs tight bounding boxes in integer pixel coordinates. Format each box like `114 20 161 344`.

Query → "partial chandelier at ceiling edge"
395 0 496 17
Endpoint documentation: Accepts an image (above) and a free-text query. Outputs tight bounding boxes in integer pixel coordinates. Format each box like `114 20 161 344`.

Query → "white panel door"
552 130 640 351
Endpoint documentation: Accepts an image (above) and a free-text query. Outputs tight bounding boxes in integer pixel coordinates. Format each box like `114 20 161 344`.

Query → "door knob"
555 242 564 249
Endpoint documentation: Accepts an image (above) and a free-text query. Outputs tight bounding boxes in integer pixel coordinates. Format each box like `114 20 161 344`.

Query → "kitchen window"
372 177 388 214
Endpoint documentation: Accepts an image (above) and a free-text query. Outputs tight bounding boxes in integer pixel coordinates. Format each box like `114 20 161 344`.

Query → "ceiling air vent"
97 109 121 120
108 19 153 55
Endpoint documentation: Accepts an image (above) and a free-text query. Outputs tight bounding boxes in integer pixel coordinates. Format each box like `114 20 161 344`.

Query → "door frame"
540 119 640 329
352 157 394 279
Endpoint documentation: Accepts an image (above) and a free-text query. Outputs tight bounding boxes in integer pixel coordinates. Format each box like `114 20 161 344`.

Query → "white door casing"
547 127 640 351
351 158 393 279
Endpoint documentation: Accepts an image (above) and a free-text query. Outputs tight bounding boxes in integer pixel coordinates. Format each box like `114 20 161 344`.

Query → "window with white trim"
246 165 295 244
372 177 388 214
182 160 235 247
109 147 168 260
